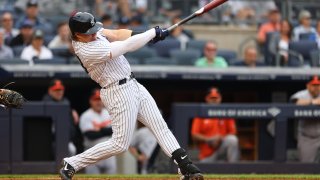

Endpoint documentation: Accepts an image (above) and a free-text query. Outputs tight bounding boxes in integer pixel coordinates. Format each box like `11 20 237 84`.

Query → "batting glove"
151 26 169 44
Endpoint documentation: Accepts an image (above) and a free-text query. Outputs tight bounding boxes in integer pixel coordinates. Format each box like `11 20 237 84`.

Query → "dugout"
0 102 70 174
0 65 320 173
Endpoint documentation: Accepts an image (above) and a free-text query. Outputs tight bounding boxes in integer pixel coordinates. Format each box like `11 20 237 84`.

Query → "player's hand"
311 98 320 105
151 26 169 44
207 135 222 148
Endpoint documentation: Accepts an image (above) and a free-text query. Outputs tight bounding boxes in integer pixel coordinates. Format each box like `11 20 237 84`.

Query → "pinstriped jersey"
72 29 131 87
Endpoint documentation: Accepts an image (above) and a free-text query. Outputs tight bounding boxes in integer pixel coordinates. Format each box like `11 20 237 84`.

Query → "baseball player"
59 12 203 180
79 89 116 174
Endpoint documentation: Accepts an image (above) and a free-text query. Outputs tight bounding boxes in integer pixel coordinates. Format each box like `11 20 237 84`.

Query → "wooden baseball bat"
166 0 229 32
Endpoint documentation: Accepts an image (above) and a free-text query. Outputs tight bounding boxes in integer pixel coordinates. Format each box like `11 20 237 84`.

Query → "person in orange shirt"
257 9 281 44
191 87 240 162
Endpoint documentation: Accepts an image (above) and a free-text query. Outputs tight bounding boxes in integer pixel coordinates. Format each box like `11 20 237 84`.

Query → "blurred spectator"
195 41 228 68
226 0 277 25
42 79 84 156
191 87 239 162
232 46 264 67
130 14 144 29
94 0 131 20
94 0 118 19
0 12 19 46
169 16 194 50
129 122 157 174
290 76 320 163
117 16 131 29
9 19 34 47
293 10 317 41
14 0 84 17
269 19 293 66
0 31 14 59
15 0 53 34
48 22 71 49
158 0 181 19
20 29 53 62
129 0 148 15
100 14 113 28
79 89 116 174
316 20 320 48
257 9 281 45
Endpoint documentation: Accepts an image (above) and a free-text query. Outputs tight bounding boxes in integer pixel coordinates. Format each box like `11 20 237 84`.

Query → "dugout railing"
170 103 320 174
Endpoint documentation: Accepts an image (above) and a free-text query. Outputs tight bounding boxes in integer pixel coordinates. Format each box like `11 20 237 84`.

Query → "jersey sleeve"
79 113 95 133
191 117 202 136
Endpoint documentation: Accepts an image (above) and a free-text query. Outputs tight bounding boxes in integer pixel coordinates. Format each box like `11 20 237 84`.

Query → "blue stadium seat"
299 32 317 41
186 40 206 54
12 46 25 57
0 58 28 65
217 49 237 64
144 57 177 65
310 49 320 67
126 47 156 64
126 57 141 65
288 40 318 67
149 38 180 57
50 48 72 58
33 57 67 65
169 49 201 66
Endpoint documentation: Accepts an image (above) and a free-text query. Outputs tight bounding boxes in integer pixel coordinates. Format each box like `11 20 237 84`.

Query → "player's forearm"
296 99 314 105
84 127 113 140
110 28 155 58
192 134 210 143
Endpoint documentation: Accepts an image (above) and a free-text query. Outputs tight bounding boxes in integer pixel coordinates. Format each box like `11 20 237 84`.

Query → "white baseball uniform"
130 127 157 174
64 28 181 171
79 108 116 174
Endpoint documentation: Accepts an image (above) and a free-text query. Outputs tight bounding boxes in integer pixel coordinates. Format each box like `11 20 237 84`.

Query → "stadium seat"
33 57 67 65
12 46 25 57
50 48 72 58
288 41 318 67
126 57 141 65
299 32 317 41
169 49 201 66
144 57 177 65
310 49 320 67
217 49 237 64
0 58 28 65
126 47 156 64
149 38 180 57
186 40 206 55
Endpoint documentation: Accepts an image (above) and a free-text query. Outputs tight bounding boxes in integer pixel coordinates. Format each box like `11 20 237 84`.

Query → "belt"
103 72 135 89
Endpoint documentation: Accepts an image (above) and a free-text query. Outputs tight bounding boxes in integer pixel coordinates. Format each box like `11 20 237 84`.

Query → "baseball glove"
0 84 26 109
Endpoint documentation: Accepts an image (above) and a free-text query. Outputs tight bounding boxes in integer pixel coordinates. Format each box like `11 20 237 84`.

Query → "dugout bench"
170 103 320 174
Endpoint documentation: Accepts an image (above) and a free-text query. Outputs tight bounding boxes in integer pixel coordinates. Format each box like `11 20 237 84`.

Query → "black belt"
103 73 135 89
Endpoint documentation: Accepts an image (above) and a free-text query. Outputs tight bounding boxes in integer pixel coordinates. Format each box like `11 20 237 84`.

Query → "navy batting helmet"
69 12 102 35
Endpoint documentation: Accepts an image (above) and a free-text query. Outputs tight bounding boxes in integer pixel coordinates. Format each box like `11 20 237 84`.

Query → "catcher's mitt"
0 88 26 109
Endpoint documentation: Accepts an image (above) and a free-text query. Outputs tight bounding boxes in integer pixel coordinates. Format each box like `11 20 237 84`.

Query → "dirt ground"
1 178 319 180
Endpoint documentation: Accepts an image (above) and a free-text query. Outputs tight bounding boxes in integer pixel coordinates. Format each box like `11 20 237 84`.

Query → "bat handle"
166 24 179 32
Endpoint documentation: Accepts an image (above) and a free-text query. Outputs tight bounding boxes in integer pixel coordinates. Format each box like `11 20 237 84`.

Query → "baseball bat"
166 0 229 32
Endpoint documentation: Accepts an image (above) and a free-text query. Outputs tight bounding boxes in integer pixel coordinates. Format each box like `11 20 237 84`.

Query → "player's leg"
60 83 139 179
136 82 203 180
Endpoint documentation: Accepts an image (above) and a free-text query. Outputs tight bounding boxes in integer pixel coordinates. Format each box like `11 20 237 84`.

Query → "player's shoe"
59 160 75 180
178 164 204 180
172 148 204 180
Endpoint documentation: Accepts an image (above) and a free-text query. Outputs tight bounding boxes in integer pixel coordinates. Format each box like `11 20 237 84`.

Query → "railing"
170 103 320 173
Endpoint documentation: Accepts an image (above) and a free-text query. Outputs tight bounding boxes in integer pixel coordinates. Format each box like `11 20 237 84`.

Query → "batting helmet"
69 12 102 35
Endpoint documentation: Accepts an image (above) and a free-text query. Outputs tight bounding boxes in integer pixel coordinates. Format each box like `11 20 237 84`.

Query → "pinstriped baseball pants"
64 79 180 171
